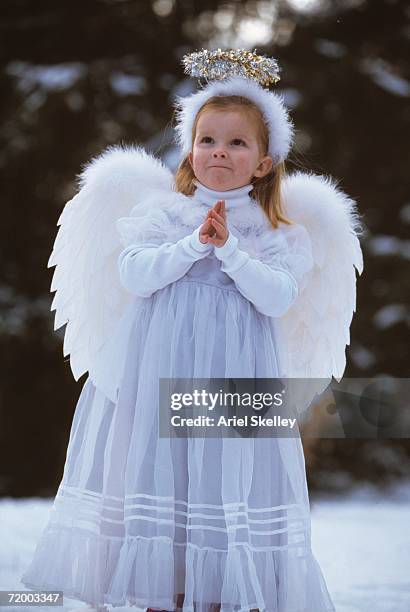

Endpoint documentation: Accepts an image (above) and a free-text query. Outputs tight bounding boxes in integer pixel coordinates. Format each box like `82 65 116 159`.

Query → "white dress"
21 181 335 612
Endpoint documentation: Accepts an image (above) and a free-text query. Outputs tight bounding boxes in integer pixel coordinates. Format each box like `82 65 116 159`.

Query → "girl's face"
188 108 273 191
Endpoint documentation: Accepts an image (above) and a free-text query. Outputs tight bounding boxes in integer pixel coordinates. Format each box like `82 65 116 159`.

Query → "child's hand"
208 200 229 247
199 200 228 247
199 199 224 243
199 214 216 243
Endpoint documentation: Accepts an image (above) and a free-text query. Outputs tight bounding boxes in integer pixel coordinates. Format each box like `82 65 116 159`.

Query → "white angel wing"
48 144 174 402
278 171 365 415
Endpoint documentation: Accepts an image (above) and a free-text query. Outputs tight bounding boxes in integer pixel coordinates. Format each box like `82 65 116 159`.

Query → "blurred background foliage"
0 0 409 497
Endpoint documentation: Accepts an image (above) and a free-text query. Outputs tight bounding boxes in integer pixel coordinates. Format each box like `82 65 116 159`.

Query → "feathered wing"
279 171 365 415
48 144 174 402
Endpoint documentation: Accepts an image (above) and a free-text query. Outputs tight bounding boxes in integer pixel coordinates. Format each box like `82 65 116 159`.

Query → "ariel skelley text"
170 414 297 429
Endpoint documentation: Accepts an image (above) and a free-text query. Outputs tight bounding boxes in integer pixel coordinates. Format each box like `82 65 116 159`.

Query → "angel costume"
21 66 364 612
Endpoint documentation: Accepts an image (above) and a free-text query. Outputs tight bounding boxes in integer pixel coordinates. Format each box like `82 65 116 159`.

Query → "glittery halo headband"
182 49 281 88
173 48 294 164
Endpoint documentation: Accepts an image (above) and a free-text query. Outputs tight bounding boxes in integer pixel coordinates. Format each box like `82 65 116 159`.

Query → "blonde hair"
174 95 293 229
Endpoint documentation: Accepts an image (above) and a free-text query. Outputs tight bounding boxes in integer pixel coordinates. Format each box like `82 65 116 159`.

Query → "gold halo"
182 48 281 88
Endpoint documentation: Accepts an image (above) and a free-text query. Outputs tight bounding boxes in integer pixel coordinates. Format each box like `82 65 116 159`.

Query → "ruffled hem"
21 524 335 612
21 525 122 607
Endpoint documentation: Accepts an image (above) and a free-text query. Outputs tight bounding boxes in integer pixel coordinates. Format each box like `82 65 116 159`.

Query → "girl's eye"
199 137 246 145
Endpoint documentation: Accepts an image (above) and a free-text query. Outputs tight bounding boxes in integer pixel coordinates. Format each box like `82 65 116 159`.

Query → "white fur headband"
173 75 295 165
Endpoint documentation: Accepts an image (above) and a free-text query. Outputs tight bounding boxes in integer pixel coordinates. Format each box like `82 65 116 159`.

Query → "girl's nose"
212 149 227 158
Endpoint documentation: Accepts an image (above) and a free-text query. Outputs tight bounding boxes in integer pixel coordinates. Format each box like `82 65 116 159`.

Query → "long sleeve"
214 225 314 318
118 225 213 297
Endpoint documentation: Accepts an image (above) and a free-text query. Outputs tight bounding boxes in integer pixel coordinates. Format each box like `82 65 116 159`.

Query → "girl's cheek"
236 156 249 171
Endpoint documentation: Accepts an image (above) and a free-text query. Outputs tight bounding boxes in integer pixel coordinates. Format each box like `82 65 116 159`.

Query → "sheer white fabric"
116 214 314 320
255 224 314 296
22 223 334 611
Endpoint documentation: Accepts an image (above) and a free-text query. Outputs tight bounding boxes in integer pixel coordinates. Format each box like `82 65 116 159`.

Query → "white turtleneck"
118 180 298 317
192 179 254 209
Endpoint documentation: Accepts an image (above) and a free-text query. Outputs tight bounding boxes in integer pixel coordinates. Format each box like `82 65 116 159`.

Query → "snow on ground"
310 481 410 612
1 482 409 612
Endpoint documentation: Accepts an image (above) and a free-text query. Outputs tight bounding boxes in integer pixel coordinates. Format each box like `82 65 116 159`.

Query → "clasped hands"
199 200 228 248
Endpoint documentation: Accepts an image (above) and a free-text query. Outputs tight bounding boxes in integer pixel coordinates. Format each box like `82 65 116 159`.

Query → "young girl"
21 50 364 612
